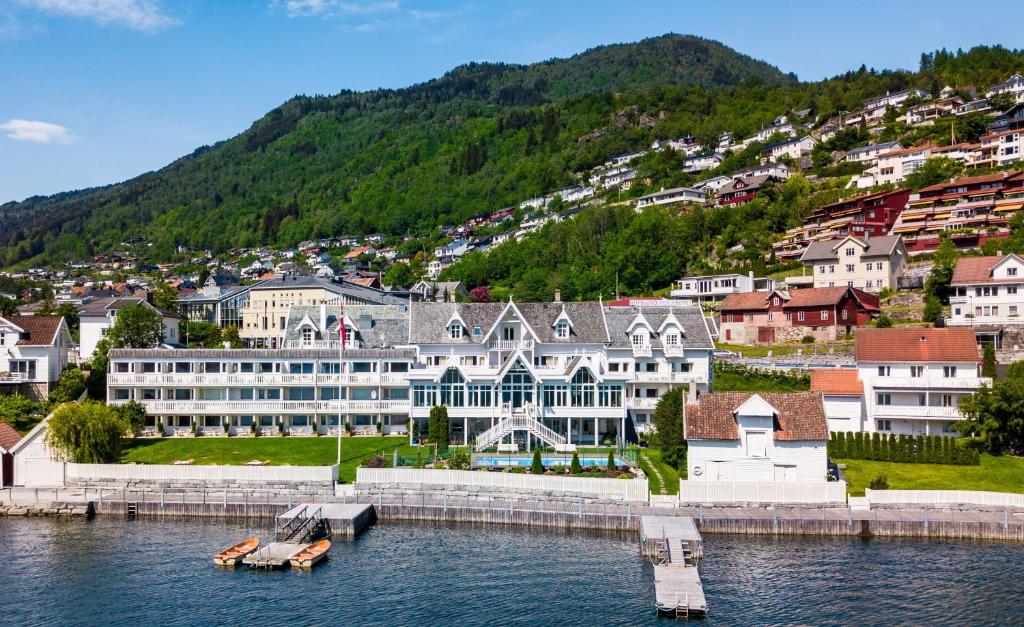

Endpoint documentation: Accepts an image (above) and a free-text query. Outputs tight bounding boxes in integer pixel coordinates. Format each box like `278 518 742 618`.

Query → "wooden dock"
242 542 308 569
277 503 375 538
640 516 707 619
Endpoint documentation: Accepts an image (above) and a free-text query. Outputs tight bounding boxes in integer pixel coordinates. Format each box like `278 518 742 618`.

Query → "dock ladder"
281 506 333 542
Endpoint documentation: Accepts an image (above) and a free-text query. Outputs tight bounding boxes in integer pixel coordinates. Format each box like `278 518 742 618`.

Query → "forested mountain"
1 36 1022 270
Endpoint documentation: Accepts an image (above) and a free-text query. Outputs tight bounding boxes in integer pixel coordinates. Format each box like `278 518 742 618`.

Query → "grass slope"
713 370 810 393
639 448 681 495
121 436 418 483
839 453 1024 495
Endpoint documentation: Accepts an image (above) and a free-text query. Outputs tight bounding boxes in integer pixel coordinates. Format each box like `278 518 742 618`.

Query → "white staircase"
474 403 566 451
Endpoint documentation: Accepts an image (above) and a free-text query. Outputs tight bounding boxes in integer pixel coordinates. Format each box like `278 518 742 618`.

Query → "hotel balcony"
281 339 362 349
630 371 708 385
870 376 991 390
631 343 652 358
110 398 411 415
872 404 963 419
486 339 535 352
107 372 409 387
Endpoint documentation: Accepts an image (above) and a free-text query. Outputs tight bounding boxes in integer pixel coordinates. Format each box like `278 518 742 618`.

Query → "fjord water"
2 517 1022 625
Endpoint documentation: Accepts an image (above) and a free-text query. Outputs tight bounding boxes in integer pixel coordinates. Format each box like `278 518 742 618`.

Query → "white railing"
872 404 963 418
630 372 708 384
947 316 1024 327
281 339 361 349
627 397 660 410
678 480 848 505
474 407 566 451
107 373 318 386
112 399 411 414
632 343 653 357
663 344 684 357
486 339 535 351
866 488 1024 509
871 376 991 390
0 372 32 383
66 462 337 483
357 467 649 502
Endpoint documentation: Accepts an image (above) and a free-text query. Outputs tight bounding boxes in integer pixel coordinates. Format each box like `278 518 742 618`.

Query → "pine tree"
532 448 543 474
570 452 582 474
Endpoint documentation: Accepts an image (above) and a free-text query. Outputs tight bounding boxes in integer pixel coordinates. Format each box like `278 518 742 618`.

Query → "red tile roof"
810 369 864 396
918 171 1022 193
684 392 828 441
719 292 771 312
854 328 981 362
0 421 21 452
784 287 880 311
3 316 63 346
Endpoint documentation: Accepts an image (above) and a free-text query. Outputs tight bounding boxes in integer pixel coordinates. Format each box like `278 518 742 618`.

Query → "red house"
719 286 879 344
714 175 774 207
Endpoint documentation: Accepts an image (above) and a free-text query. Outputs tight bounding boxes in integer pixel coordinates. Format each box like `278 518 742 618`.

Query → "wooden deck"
242 542 307 569
640 516 707 619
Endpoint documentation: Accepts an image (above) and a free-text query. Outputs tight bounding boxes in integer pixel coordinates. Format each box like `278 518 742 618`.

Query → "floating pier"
640 516 708 619
276 503 375 539
242 542 308 569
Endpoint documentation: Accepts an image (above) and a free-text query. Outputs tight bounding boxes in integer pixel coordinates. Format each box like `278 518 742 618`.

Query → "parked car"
713 349 739 359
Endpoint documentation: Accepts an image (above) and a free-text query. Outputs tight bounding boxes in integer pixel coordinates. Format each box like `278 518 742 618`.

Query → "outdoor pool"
474 455 628 468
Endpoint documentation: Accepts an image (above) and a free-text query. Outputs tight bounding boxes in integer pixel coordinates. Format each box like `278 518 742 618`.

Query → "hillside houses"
719 286 879 344
948 253 1024 346
759 135 816 163
987 74 1024 103
635 187 707 210
714 175 775 207
797 235 907 292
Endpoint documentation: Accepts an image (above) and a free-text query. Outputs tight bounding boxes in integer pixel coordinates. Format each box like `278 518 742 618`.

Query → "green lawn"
839 453 1024 495
713 370 810 393
121 436 419 483
639 448 680 495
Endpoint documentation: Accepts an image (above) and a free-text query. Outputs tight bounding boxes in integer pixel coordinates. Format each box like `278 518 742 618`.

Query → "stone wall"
773 325 839 344
65 477 335 495
1 501 90 517
355 482 633 504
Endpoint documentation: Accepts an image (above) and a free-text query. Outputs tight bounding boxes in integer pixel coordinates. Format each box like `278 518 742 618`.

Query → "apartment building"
799 235 907 292
773 189 911 261
106 300 715 445
986 74 1024 103
238 275 412 348
858 143 976 188
974 129 1023 168
854 328 987 435
890 171 1024 254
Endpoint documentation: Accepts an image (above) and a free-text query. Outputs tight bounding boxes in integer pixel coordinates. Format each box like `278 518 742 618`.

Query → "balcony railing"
107 372 410 386
110 398 411 415
0 372 32 383
486 339 535 351
871 376 991 390
946 315 1024 326
631 343 652 357
872 404 962 418
630 372 708 384
280 339 362 349
627 397 660 410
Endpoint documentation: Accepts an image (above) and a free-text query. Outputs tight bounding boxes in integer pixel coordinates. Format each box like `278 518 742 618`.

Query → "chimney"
554 289 561 303
997 250 1003 257
320 303 327 330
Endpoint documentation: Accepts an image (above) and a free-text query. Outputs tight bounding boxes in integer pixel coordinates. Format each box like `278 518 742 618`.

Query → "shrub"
570 452 582 474
112 400 147 435
868 474 890 490
531 449 543 474
362 455 387 469
428 405 450 453
801 335 816 344
607 449 616 472
448 448 471 470
875 314 893 328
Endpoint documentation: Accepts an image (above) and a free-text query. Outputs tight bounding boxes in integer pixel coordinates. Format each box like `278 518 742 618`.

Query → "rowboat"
213 537 261 567
290 539 331 568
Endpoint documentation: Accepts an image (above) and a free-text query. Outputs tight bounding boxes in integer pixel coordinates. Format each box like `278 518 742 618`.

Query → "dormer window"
555 320 570 338
631 332 647 347
665 333 680 346
449 323 463 339
301 328 313 344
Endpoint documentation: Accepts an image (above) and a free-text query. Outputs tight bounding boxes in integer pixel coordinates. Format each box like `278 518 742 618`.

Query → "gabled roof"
716 174 772 195
783 287 879 311
854 328 981 363
810 369 864 396
408 301 609 345
603 306 713 349
684 392 828 441
800 235 903 262
0 421 22 452
0 316 64 346
951 255 1024 285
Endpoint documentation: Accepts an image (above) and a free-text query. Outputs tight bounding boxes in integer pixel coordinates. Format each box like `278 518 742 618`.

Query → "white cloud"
0 119 76 144
279 0 399 18
16 0 180 32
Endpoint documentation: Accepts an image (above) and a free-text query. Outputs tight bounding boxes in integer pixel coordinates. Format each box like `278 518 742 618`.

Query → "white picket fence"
866 489 1024 509
679 480 848 505
66 463 338 483
356 467 650 502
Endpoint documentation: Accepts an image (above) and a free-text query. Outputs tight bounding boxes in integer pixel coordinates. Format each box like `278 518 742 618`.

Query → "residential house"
731 162 791 180
177 283 252 329
0 422 20 486
863 88 931 114
809 369 866 433
78 298 179 358
844 141 902 164
988 103 1024 133
714 175 775 206
0 316 72 401
635 187 707 210
986 74 1024 103
719 287 879 344
555 185 595 204
692 175 733 194
906 96 964 126
670 272 775 305
855 328 987 435
410 281 469 303
860 143 976 188
973 129 1023 168
759 135 816 163
948 254 1024 347
685 392 829 482
684 152 724 173
798 235 907 292
890 171 1024 254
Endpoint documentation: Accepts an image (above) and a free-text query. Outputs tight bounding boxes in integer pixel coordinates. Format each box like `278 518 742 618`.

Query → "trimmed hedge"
828 431 979 465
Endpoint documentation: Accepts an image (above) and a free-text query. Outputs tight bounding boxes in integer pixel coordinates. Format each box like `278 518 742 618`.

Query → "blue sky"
1 0 1021 203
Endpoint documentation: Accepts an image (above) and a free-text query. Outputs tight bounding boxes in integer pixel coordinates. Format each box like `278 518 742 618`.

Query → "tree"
982 343 997 378
1006 360 1024 380
652 387 686 469
112 400 148 435
48 366 86 404
222 325 244 348
85 338 111 400
607 449 616 472
468 286 490 303
0 296 18 316
107 304 163 349
182 320 222 348
428 405 449 453
0 395 45 433
45 400 129 463
922 295 944 325
55 303 80 341
151 282 179 313
532 448 543 474
957 379 1024 454
903 157 963 189
570 451 582 474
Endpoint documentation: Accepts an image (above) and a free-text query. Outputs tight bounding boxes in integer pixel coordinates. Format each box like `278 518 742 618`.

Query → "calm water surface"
1 516 1022 625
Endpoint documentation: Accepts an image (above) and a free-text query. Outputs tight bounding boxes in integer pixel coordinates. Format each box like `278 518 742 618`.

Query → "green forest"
1 34 1023 275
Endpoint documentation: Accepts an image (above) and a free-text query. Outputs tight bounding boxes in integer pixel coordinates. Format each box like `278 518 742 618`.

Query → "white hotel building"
106 301 714 448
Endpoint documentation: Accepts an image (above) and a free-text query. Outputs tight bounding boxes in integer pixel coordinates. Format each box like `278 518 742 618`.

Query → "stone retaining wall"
355 482 632 504
1 502 90 517
66 477 336 495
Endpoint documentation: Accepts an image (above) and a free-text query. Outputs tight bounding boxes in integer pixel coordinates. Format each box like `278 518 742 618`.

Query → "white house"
759 135 816 163
0 316 72 401
948 254 1024 338
855 328 988 435
731 162 791 180
844 141 902 165
799 235 907 292
10 414 66 487
810 369 867 433
987 74 1024 103
78 297 179 359
685 392 829 482
670 272 775 304
685 153 724 173
635 187 707 210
